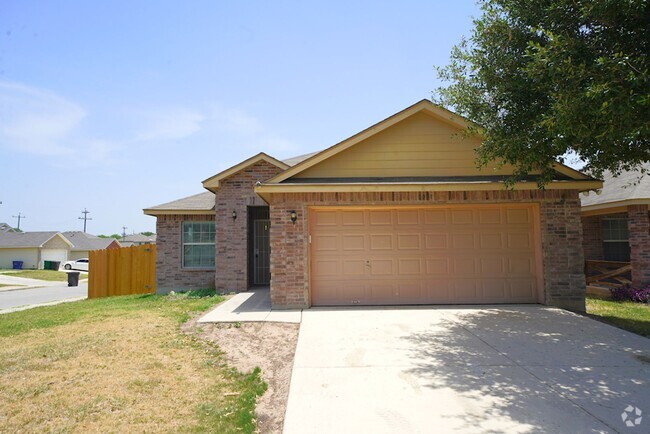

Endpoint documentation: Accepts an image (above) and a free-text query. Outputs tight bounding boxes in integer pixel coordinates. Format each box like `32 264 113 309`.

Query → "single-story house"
120 233 156 247
581 163 650 288
0 231 73 269
62 231 122 260
145 100 602 312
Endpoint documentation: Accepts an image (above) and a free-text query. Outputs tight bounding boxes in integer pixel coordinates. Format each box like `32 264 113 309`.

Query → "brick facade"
628 205 650 287
214 160 285 291
269 189 587 311
581 215 604 261
155 214 215 294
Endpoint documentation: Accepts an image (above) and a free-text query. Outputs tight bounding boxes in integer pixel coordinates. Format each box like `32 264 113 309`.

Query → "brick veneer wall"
214 160 285 291
628 205 650 287
269 189 587 311
155 214 215 294
581 215 604 260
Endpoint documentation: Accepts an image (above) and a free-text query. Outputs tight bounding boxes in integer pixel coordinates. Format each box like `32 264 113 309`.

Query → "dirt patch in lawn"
183 320 300 433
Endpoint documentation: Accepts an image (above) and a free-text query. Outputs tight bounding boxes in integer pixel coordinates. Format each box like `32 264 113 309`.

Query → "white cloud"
0 81 86 156
134 107 205 142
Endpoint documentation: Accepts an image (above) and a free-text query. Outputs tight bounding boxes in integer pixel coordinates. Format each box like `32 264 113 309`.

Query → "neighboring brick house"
62 231 121 260
145 100 602 311
581 164 650 288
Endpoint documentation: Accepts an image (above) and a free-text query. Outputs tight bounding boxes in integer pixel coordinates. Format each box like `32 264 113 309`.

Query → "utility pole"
122 226 128 240
79 208 92 232
12 212 25 230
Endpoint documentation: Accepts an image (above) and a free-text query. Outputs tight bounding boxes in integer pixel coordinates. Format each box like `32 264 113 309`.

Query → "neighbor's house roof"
581 163 650 215
62 231 121 251
143 192 215 216
0 231 73 248
121 233 156 243
0 223 16 233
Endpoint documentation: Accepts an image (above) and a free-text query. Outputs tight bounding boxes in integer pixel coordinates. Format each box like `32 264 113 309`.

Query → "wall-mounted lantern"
232 210 237 221
289 210 297 224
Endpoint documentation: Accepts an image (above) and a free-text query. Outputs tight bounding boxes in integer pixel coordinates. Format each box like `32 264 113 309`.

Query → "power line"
79 208 92 232
12 213 25 230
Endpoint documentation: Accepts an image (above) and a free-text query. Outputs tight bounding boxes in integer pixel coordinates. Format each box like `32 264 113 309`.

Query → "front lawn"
586 296 650 337
2 269 71 281
0 290 266 433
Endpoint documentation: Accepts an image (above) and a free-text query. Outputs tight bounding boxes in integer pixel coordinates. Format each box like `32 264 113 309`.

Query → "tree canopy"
434 0 649 184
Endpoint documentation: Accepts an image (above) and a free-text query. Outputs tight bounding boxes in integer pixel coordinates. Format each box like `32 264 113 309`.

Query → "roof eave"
201 152 290 191
143 209 215 216
255 179 603 202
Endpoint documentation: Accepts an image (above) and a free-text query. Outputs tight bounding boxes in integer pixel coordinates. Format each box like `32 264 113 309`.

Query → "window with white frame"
601 218 630 262
182 222 215 268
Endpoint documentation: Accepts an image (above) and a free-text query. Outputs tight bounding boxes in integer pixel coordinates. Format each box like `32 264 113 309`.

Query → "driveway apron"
283 305 650 434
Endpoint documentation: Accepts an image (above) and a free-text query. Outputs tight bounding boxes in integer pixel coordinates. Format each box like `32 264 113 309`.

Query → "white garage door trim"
308 204 544 306
41 248 69 266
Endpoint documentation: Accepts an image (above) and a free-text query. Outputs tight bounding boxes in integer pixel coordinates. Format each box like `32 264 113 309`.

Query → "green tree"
434 0 649 184
140 231 155 236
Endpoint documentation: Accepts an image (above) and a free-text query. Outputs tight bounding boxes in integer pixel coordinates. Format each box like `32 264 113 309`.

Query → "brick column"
628 205 650 287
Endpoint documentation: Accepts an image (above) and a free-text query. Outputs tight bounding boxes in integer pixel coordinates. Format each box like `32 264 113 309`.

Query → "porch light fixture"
232 210 237 221
289 210 297 224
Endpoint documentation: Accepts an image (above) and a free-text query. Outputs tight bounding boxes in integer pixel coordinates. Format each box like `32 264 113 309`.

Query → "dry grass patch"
0 292 266 433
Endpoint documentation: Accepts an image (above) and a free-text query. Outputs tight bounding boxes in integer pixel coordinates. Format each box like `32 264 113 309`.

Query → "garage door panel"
397 234 421 250
310 206 539 306
425 233 448 249
342 234 365 251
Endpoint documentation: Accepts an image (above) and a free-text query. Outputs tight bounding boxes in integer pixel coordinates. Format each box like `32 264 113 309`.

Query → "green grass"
586 296 650 337
0 289 267 433
2 270 69 281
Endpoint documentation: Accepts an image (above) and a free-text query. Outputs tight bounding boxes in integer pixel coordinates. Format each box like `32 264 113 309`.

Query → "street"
0 283 87 313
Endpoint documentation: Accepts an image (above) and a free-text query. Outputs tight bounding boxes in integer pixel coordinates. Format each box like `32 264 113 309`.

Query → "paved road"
284 305 650 434
0 283 87 312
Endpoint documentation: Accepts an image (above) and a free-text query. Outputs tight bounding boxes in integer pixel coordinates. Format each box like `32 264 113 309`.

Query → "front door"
253 219 271 285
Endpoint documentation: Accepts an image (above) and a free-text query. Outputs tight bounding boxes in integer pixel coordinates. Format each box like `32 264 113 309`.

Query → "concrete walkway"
284 305 650 434
198 288 301 323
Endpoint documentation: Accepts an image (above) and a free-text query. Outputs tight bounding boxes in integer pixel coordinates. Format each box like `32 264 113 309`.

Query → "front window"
602 218 630 262
183 222 215 268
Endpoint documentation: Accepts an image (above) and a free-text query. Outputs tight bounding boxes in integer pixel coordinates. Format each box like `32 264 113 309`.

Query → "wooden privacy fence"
89 245 156 298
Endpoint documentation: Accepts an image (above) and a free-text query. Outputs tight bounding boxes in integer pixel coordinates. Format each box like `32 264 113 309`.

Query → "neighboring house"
62 231 122 260
0 223 17 233
0 231 73 269
145 100 602 312
581 164 650 288
120 233 156 247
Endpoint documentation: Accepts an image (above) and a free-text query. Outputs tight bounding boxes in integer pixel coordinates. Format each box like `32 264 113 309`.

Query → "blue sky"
0 0 480 235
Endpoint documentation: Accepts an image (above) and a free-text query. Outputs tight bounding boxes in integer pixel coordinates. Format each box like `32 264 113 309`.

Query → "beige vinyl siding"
70 251 90 261
295 112 536 179
0 248 39 269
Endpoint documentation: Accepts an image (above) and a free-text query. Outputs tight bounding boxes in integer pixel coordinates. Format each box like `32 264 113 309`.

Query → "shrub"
610 285 650 303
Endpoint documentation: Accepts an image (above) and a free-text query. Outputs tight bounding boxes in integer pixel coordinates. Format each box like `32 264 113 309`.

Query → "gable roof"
143 192 215 216
62 231 121 251
202 152 289 192
581 163 650 214
0 231 73 248
121 233 156 243
255 100 601 199
0 223 16 233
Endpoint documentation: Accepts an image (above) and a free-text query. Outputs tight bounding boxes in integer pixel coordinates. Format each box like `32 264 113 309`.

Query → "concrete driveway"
284 306 650 434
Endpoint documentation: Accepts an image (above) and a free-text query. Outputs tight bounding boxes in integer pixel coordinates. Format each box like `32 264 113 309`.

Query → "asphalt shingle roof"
0 231 62 248
145 192 215 212
581 163 650 208
62 231 120 251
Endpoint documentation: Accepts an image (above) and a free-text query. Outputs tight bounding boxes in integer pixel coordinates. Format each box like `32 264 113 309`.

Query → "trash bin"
67 271 80 287
12 261 23 270
43 260 52 270
51 261 61 270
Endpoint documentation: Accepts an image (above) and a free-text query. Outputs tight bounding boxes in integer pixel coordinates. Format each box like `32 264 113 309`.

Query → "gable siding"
294 112 532 179
42 236 70 249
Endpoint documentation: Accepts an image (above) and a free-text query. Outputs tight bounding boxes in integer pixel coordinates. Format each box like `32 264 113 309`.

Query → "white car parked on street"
63 258 89 271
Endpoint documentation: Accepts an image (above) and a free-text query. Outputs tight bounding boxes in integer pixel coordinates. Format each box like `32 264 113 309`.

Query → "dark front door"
253 219 271 285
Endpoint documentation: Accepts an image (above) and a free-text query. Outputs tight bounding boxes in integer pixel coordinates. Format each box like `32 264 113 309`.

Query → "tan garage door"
310 205 541 306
